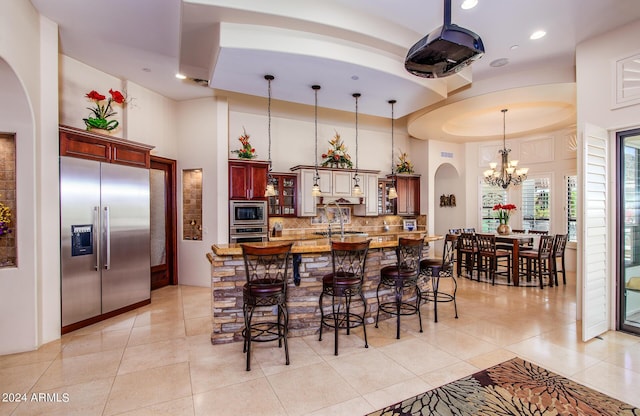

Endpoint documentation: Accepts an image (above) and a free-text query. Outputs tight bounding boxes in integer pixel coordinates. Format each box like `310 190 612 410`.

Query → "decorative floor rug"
367 357 639 416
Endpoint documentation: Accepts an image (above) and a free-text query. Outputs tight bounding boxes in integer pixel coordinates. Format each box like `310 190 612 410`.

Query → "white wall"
0 0 60 354
227 97 410 179
177 97 223 286
576 19 640 329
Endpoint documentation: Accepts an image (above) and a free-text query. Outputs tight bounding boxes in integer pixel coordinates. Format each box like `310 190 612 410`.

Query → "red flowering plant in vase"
493 203 517 225
83 89 127 132
231 128 257 159
0 201 12 236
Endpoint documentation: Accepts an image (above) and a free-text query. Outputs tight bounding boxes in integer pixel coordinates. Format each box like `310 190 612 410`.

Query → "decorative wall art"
440 194 456 207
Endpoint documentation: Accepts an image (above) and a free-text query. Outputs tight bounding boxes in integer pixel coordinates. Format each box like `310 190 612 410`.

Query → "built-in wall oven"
229 200 268 243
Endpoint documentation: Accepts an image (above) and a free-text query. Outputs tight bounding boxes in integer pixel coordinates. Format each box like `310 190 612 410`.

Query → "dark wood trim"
61 299 151 334
151 155 178 288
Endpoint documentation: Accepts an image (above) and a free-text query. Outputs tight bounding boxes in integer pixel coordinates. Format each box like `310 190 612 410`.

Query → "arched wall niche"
433 162 465 256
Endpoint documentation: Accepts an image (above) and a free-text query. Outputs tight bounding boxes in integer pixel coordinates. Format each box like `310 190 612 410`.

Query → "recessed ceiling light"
351 75 359 80
142 67 151 73
461 0 478 10
530 30 546 40
510 44 519 50
490 58 509 68
175 73 187 79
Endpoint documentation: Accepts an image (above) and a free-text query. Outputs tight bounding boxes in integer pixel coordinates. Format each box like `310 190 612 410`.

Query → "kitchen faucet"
324 201 344 240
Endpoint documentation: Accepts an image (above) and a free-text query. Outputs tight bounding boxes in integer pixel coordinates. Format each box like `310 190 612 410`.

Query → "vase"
497 224 512 235
88 127 111 135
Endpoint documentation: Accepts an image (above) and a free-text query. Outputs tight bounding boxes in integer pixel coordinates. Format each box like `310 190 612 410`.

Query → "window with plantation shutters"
521 176 551 232
567 175 577 242
481 183 506 232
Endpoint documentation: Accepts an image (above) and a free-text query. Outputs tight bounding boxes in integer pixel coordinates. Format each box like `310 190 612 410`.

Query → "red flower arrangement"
493 203 517 224
83 89 127 131
231 128 257 159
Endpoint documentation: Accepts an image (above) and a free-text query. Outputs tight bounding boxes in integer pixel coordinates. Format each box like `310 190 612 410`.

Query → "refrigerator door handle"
104 206 111 270
94 206 100 271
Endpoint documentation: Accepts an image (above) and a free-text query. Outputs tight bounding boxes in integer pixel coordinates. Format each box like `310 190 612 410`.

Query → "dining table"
495 234 535 286
455 233 535 286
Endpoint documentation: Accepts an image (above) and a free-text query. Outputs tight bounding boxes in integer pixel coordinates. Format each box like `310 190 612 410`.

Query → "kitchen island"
208 233 442 344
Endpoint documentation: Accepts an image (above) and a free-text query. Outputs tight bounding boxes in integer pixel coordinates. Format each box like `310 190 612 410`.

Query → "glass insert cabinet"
268 173 297 217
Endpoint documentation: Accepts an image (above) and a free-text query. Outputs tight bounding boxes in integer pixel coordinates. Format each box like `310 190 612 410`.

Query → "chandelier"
483 109 528 189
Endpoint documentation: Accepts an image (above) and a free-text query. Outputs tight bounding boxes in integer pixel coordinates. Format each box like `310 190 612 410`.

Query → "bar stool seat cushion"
244 280 285 296
322 272 360 288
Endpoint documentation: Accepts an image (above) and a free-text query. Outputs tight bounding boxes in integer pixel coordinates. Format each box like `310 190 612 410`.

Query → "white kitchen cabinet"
353 173 380 216
291 166 380 217
332 171 353 197
296 168 331 216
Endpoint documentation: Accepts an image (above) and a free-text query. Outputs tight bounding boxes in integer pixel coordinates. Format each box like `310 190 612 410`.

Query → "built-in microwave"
230 200 268 227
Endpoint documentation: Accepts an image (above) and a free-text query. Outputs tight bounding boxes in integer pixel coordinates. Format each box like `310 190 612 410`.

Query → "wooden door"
150 156 177 290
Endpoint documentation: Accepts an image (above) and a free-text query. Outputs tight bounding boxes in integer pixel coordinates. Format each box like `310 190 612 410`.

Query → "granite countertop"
211 233 443 257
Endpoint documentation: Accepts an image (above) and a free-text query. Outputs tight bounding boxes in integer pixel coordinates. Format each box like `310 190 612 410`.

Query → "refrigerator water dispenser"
71 224 93 256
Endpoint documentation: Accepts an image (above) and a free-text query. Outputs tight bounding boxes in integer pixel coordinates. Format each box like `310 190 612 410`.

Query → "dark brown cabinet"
268 173 297 217
59 125 153 168
386 174 421 216
378 180 395 215
229 160 269 200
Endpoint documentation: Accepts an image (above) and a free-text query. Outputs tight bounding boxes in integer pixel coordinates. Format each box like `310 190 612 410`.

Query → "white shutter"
581 123 609 341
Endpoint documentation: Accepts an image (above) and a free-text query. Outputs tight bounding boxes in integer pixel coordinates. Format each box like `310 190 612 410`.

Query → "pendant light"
311 85 322 197
483 109 529 189
264 75 276 197
352 92 362 196
388 99 398 200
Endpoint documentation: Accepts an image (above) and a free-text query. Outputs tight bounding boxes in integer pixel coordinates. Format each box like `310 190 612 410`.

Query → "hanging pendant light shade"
311 85 322 197
483 109 529 189
264 75 276 197
388 99 398 200
352 93 362 196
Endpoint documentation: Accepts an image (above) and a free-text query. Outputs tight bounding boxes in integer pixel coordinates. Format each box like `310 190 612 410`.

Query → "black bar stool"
420 233 458 322
319 239 371 356
241 243 293 371
375 237 423 339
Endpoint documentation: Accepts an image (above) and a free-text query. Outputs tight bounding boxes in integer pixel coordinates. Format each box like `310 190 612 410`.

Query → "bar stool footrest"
378 301 419 316
422 292 455 303
242 322 287 343
321 312 365 330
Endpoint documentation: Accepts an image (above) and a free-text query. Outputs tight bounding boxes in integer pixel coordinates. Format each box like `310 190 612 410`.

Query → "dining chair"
420 233 458 322
552 234 568 285
476 233 511 285
448 228 462 235
319 239 371 355
241 243 293 371
375 237 423 339
457 232 478 279
519 235 555 289
528 230 549 235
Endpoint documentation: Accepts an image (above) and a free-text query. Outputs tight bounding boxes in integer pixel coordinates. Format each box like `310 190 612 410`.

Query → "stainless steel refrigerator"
60 156 150 329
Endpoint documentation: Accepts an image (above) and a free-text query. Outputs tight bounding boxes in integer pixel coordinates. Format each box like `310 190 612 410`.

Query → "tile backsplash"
269 211 426 236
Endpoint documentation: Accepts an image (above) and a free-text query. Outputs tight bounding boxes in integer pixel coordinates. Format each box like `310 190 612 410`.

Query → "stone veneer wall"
182 169 202 240
210 245 431 344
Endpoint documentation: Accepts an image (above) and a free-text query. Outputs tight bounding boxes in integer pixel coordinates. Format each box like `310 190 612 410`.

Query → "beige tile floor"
1 272 640 415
